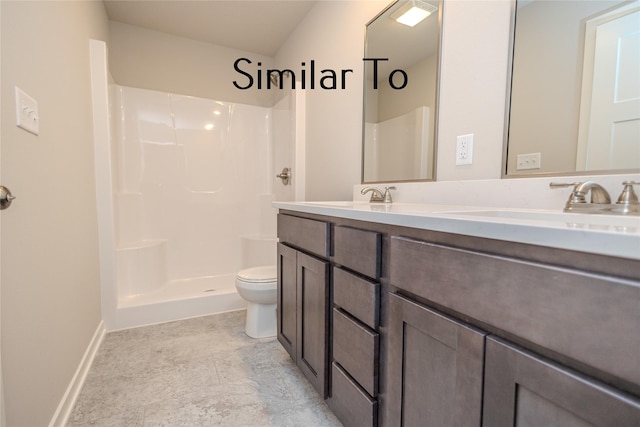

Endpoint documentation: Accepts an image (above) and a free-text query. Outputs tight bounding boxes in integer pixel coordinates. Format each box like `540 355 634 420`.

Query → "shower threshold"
114 274 246 329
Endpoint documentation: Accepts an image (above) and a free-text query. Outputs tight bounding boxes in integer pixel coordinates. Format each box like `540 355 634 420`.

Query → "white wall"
435 0 512 181
276 1 389 200
0 1 108 425
109 21 276 108
275 0 513 200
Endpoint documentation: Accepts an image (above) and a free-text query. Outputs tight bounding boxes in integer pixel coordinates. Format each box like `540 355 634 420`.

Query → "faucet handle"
617 181 640 206
549 182 580 189
383 186 396 203
549 182 586 203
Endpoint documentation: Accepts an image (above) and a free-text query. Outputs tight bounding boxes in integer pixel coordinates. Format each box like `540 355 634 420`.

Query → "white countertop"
273 201 640 260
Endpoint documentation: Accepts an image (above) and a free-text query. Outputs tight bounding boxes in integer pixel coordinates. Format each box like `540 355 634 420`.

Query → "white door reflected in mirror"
506 0 640 176
578 7 640 171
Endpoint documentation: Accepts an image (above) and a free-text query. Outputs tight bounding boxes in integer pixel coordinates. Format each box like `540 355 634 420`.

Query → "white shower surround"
108 84 280 328
90 39 301 330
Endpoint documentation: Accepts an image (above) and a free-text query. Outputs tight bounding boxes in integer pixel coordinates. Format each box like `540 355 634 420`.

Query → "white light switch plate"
516 152 541 170
15 86 39 135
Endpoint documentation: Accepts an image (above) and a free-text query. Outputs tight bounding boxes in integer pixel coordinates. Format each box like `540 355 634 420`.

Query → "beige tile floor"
68 310 342 426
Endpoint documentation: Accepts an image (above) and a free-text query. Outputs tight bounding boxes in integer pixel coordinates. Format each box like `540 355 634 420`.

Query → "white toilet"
235 265 278 338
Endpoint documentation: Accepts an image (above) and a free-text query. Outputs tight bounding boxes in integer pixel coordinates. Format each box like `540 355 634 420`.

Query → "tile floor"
68 310 342 426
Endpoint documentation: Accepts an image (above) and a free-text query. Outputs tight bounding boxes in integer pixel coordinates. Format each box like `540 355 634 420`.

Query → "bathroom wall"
275 1 389 200
0 1 108 425
274 0 512 200
436 0 512 181
359 0 514 184
109 21 276 108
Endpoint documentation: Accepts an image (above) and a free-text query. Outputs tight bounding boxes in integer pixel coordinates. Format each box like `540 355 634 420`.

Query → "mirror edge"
361 0 399 184
432 0 443 183
360 0 444 184
501 0 517 179
502 0 640 179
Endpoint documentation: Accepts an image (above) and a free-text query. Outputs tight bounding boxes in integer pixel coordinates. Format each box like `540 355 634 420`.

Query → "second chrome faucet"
550 181 639 215
361 186 396 203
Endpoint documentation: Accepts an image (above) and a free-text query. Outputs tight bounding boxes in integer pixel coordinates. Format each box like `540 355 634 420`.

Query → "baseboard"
48 321 106 427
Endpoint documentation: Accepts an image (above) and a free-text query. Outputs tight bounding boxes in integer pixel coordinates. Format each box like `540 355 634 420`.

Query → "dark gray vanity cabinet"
328 225 382 427
484 336 640 427
276 243 297 358
276 215 330 398
385 293 486 427
389 235 640 427
276 210 640 427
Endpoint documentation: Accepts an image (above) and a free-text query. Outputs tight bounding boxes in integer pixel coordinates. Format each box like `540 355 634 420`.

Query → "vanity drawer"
389 236 640 387
330 362 378 427
333 267 379 329
277 214 330 258
334 225 381 280
333 308 379 397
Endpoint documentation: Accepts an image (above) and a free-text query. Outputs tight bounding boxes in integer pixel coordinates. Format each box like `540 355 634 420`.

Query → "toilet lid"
237 265 277 282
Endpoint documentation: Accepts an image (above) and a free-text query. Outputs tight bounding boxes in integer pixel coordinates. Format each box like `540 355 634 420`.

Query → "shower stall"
90 40 303 330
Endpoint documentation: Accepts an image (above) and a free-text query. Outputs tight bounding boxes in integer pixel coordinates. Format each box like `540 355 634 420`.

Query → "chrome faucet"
361 186 396 203
551 181 640 215
550 181 611 213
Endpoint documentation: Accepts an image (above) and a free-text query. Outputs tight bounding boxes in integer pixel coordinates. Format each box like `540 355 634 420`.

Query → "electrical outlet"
456 134 473 165
516 152 541 170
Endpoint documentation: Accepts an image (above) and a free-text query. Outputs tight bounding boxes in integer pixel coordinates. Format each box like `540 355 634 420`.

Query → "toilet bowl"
235 265 277 338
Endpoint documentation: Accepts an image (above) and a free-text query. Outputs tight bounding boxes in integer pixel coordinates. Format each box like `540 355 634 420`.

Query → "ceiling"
103 1 317 57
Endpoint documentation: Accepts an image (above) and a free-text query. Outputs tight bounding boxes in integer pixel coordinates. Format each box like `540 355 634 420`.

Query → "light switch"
15 86 39 135
516 152 541 170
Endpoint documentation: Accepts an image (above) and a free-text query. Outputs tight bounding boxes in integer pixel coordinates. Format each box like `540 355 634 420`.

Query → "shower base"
115 274 246 330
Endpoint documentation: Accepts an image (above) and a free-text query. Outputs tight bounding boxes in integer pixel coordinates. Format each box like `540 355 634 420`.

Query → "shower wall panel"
113 86 273 285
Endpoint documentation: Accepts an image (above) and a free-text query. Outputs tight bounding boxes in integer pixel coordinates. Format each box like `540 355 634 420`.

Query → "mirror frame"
502 0 640 179
361 0 444 184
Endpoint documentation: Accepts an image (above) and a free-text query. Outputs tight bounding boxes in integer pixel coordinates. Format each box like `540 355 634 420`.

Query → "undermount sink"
298 201 470 214
446 209 640 229
302 201 364 207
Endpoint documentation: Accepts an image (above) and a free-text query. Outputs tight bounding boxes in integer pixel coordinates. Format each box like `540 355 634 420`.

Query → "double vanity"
272 0 640 422
274 201 640 426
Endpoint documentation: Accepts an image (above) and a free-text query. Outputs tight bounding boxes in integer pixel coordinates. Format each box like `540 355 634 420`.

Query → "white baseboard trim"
48 321 106 427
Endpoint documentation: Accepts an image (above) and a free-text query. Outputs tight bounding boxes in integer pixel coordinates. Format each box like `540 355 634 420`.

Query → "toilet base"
245 302 276 338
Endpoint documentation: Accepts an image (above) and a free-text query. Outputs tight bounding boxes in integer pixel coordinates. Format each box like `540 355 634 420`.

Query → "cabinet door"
296 251 329 398
483 337 640 427
385 293 486 427
277 243 297 359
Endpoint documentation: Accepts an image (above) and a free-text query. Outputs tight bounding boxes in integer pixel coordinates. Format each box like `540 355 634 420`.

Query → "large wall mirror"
505 0 640 176
362 0 442 183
